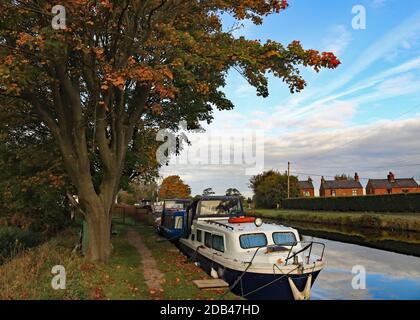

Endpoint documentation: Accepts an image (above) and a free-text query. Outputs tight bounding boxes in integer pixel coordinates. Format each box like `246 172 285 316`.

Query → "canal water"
272 220 420 300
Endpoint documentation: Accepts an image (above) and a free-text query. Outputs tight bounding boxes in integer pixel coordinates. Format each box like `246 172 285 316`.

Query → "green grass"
128 218 239 300
0 217 238 300
248 209 420 232
0 224 150 300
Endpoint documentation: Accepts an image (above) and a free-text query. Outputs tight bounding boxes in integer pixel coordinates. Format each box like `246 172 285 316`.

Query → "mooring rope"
219 246 263 299
241 265 300 298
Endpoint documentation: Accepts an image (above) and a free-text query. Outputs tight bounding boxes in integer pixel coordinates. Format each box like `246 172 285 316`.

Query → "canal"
271 220 420 300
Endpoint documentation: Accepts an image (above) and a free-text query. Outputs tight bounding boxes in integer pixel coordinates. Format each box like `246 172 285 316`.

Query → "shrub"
0 227 43 264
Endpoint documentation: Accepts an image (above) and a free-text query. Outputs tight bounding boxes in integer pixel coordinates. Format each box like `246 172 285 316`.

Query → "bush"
282 193 420 213
0 227 43 264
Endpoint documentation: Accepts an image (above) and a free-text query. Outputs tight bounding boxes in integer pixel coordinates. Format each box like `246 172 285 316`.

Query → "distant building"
366 172 420 195
297 177 315 197
320 173 363 197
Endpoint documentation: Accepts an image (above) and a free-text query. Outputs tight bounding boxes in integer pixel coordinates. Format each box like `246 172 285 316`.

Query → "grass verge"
129 218 239 300
248 209 420 232
0 218 238 300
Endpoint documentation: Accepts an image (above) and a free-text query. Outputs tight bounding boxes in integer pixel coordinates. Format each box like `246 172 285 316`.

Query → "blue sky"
161 0 420 197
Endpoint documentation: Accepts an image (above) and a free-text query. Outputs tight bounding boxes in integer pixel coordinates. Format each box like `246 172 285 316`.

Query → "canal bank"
247 209 420 233
0 218 238 300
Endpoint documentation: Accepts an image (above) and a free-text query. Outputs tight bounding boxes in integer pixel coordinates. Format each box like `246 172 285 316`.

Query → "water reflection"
304 236 420 300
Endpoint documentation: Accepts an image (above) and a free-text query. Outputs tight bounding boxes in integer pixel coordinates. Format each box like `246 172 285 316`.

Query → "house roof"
297 180 314 189
367 178 419 189
321 180 363 189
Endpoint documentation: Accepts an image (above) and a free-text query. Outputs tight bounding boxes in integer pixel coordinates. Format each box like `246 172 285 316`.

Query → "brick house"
297 177 315 197
366 172 420 195
320 173 364 197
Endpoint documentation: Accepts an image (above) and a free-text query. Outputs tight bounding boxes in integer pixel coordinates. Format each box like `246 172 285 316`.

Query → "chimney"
321 176 325 183
308 177 313 183
354 172 359 182
388 171 395 182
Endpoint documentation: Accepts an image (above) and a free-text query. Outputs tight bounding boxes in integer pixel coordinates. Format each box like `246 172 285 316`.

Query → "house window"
352 189 358 196
331 190 336 197
304 191 310 197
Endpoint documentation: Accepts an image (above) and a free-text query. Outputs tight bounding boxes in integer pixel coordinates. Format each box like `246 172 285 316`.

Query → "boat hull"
178 242 321 300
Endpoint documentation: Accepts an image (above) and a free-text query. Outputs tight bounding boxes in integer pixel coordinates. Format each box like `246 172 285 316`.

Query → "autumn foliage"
158 176 191 199
0 0 340 262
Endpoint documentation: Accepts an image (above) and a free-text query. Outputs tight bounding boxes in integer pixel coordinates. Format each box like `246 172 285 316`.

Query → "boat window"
197 230 202 242
272 232 297 246
239 233 267 249
164 200 189 210
205 232 212 248
212 235 225 252
174 216 183 229
199 199 242 216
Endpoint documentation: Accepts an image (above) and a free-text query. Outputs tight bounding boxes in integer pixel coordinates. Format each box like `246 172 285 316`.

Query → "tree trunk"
80 194 112 263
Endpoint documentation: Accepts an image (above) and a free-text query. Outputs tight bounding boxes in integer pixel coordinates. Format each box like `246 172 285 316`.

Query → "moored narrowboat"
157 199 191 241
177 195 325 300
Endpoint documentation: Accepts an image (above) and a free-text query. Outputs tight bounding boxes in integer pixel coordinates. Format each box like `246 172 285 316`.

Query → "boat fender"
217 267 225 278
210 268 219 279
288 274 312 300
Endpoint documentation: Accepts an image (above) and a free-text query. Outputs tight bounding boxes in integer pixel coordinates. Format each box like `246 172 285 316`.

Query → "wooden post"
287 161 290 199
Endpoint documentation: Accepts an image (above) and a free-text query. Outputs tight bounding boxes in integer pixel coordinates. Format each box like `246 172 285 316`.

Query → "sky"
160 0 420 197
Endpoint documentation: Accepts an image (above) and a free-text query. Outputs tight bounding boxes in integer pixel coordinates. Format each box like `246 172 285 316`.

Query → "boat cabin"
158 199 191 240
177 195 325 300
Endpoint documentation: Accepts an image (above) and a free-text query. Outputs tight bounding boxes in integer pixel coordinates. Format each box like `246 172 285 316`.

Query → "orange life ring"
228 216 256 224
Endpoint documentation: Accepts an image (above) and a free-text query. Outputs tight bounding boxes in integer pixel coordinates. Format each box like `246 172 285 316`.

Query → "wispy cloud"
321 25 352 56
233 83 254 97
161 116 420 196
283 10 420 118
370 0 387 8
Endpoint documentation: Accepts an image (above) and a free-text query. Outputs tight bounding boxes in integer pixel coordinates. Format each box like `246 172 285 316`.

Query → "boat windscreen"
164 200 188 210
199 199 242 216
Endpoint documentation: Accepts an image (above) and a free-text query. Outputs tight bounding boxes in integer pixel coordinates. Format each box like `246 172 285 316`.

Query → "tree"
0 96 71 235
202 188 215 196
225 188 241 196
0 1 340 262
250 170 299 208
334 174 354 181
128 182 158 202
158 175 191 199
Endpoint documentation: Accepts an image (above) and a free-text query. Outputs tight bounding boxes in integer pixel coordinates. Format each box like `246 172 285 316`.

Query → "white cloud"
322 25 352 56
370 0 387 8
233 83 254 97
161 116 420 196
284 10 420 116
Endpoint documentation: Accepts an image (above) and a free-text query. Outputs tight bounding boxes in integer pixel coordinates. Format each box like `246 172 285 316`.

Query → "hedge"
282 193 420 213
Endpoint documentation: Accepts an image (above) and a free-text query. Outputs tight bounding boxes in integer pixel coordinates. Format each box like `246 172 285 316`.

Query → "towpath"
126 228 165 292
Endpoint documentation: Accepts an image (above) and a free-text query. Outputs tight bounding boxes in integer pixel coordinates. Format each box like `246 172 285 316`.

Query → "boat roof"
196 195 242 201
163 198 191 202
199 219 295 234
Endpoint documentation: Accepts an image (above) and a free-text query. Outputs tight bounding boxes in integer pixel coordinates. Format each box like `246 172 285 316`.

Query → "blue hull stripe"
178 242 321 300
